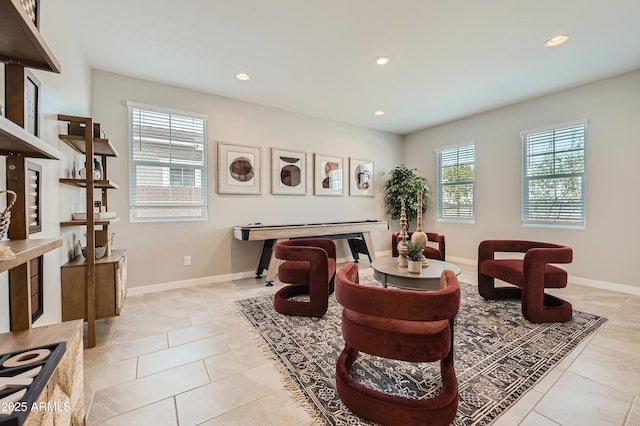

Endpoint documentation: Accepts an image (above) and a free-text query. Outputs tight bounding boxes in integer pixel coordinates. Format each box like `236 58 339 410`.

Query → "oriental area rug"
236 278 606 425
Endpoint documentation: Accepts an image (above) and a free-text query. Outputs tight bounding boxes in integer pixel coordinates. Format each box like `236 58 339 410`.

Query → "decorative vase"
397 199 409 267
407 260 421 273
93 158 103 180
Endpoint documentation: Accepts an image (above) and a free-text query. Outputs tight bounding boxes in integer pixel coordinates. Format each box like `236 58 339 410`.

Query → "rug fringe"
234 301 326 425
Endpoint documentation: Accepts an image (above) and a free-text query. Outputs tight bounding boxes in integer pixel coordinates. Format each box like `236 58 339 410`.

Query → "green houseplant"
405 240 425 273
384 165 430 222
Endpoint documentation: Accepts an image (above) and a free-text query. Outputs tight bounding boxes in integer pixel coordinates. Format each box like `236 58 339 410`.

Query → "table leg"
264 239 285 286
362 231 376 262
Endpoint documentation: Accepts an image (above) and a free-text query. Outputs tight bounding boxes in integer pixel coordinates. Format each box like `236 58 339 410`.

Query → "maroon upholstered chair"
478 240 573 323
273 238 336 317
392 231 446 261
335 262 460 426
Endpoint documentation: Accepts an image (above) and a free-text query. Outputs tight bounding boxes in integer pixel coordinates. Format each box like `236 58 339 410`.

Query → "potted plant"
384 165 430 222
405 240 424 273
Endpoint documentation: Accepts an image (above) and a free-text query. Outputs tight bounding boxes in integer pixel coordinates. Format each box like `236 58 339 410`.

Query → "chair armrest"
426 232 445 260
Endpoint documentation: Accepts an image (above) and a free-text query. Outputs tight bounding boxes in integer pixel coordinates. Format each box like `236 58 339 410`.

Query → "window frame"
128 101 208 222
436 142 475 223
521 119 587 229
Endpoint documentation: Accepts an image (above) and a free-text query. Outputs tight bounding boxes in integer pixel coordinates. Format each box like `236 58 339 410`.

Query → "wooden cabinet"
57 115 126 347
61 250 127 321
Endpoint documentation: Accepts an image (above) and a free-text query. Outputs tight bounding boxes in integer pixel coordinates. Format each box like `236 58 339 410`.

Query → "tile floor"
83 262 640 425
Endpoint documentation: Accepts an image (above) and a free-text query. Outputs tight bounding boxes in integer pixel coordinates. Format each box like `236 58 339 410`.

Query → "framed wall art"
314 154 343 196
25 70 40 137
349 158 374 197
27 161 42 234
218 142 262 194
271 148 307 195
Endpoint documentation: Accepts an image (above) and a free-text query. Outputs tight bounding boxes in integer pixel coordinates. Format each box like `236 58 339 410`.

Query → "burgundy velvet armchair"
478 240 573 323
335 262 460 426
392 231 446 261
273 238 336 317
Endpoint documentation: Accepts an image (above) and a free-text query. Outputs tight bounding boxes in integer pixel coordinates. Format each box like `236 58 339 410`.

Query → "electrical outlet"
183 255 191 266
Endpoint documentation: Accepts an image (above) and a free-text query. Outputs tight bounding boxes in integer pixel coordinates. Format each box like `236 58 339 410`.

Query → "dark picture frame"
24 70 40 137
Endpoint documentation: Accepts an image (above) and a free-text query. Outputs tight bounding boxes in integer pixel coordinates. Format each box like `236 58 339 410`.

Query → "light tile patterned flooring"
83 262 640 425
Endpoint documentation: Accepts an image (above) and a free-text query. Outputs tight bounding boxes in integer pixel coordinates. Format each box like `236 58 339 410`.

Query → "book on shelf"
71 212 117 220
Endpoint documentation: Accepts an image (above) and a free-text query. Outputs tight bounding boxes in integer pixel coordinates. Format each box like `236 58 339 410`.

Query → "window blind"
521 122 586 227
129 104 207 222
437 143 475 221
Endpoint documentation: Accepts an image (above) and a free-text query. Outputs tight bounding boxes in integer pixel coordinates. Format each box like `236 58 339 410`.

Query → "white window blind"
129 103 208 222
437 143 475 221
521 122 586 228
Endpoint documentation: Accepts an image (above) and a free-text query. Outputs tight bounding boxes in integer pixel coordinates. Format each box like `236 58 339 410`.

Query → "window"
437 143 475 222
128 102 207 222
521 121 586 228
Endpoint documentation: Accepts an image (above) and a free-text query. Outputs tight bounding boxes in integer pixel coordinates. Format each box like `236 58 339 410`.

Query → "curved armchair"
478 240 573 323
273 238 336 317
335 262 460 426
392 231 446 261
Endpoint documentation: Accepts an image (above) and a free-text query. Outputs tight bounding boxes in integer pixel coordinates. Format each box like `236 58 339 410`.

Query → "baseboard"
127 253 640 297
447 255 640 296
126 270 257 296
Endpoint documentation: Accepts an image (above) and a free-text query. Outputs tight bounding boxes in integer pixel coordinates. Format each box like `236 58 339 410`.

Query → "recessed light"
544 34 570 47
236 73 251 81
375 57 390 66
373 110 385 116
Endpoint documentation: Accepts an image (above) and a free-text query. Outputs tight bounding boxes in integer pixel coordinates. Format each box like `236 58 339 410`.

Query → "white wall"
0 0 92 332
91 70 403 288
404 70 640 288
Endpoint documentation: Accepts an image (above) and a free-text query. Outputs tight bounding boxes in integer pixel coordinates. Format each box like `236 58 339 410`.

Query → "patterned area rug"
236 278 606 425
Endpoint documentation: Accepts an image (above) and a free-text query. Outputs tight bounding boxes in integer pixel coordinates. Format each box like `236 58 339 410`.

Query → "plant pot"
407 260 421 273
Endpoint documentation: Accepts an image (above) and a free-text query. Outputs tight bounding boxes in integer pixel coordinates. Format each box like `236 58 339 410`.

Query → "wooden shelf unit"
60 218 121 227
0 0 61 72
59 178 120 189
58 133 119 157
57 115 125 348
0 115 62 159
0 239 62 274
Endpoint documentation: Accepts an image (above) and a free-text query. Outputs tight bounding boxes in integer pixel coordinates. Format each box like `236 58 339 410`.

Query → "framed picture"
25 70 40 137
218 142 261 194
314 154 343 196
271 148 307 195
349 158 374 197
19 0 40 28
27 161 42 234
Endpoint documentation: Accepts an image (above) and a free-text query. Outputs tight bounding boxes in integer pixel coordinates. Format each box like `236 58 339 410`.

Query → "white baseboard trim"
127 253 640 297
127 270 257 296
446 256 640 296
569 276 640 296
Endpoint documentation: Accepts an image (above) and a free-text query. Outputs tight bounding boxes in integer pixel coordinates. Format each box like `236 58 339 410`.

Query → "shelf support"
4 64 33 330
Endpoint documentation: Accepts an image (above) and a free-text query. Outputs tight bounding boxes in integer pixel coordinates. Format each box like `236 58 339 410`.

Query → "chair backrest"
335 262 460 322
274 238 336 263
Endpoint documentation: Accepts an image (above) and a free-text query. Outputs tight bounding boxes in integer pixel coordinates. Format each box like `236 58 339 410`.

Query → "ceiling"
65 0 640 135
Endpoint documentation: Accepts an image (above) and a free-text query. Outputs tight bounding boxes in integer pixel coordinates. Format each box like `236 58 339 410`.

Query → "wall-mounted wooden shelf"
0 238 62 274
59 178 120 189
0 116 62 159
0 0 61 72
58 134 119 157
60 218 120 227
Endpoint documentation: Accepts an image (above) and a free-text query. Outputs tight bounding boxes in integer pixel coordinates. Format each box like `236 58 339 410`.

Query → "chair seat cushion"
279 258 336 285
480 259 567 288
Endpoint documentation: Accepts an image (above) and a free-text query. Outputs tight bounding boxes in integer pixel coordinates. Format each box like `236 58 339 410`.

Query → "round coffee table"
370 257 462 291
